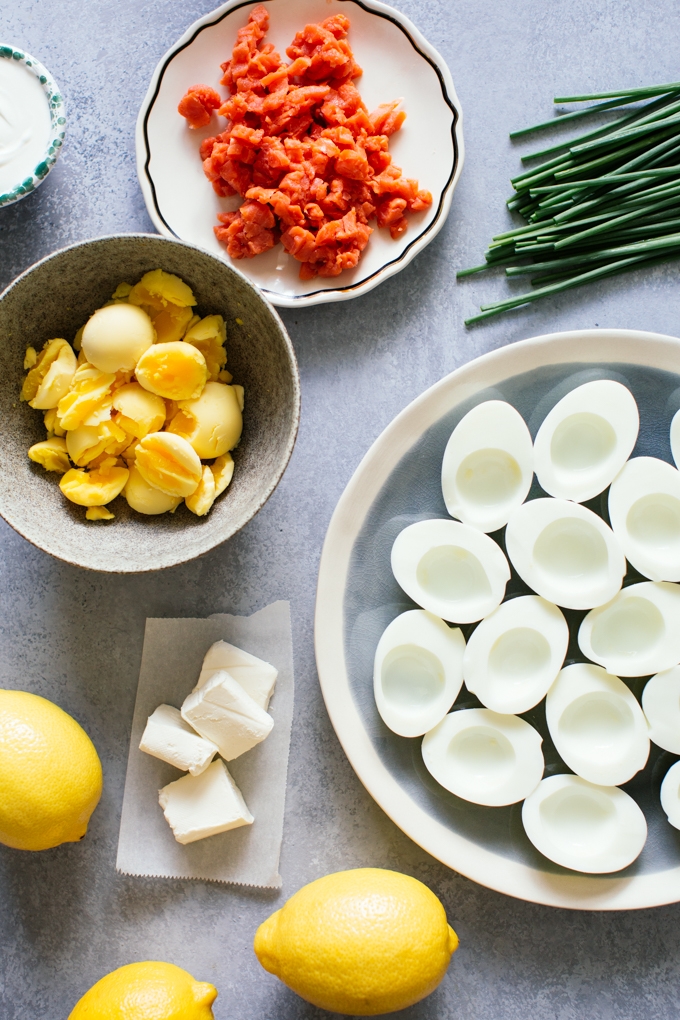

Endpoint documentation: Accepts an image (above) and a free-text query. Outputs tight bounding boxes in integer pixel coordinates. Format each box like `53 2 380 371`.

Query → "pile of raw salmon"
178 5 432 279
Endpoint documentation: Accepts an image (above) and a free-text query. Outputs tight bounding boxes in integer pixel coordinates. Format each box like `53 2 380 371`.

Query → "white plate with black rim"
315 329 680 910
136 0 463 308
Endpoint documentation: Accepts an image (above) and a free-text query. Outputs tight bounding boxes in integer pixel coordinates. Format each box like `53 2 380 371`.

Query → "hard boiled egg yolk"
81 303 156 373
59 466 129 506
184 315 227 381
112 382 166 438
186 466 216 517
168 382 243 459
57 364 116 430
21 338 77 410
128 269 197 313
135 342 208 401
28 437 70 473
211 453 234 496
66 420 128 467
85 506 115 521
124 465 182 515
135 432 202 497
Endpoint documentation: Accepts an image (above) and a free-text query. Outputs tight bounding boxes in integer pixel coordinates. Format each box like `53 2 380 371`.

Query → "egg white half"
641 666 680 754
463 595 568 714
421 708 544 806
373 609 465 737
609 456 680 581
391 519 510 623
579 581 680 676
546 663 649 786
441 400 533 533
522 774 647 873
505 498 626 610
533 379 639 502
660 761 680 830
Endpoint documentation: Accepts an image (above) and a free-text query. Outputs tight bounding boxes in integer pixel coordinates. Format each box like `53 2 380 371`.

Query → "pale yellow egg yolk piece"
59 467 129 506
124 465 182 515
184 315 227 381
185 465 216 517
135 432 202 497
168 381 243 459
135 342 208 401
81 303 155 374
112 382 166 438
21 339 77 410
28 437 70 473
57 364 116 431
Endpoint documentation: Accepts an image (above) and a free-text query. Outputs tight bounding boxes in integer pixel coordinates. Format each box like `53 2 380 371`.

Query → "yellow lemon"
254 867 459 1016
0 690 102 851
68 961 217 1020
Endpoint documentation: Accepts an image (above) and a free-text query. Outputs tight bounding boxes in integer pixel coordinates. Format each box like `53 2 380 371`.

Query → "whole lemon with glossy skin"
0 689 102 851
68 961 217 1020
254 867 459 1016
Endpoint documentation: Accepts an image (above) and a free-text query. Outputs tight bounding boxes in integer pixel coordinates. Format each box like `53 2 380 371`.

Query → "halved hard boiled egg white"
608 457 680 581
533 380 639 502
421 708 544 806
505 498 626 609
660 761 680 830
521 774 647 873
441 400 533 533
545 663 649 787
463 595 569 715
373 610 465 738
391 519 510 623
641 667 680 754
578 581 680 676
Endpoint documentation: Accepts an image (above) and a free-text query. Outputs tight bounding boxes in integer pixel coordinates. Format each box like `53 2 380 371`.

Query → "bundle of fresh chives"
459 82 680 326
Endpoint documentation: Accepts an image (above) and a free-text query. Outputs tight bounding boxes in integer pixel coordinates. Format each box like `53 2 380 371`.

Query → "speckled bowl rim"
135 0 464 308
0 233 301 572
316 327 680 911
0 44 66 208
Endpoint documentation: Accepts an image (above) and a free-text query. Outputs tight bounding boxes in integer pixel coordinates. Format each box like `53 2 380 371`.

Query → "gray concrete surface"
2 1 680 1017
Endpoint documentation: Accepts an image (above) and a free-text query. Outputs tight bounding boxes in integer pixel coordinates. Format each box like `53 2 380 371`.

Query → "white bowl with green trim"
0 44 66 208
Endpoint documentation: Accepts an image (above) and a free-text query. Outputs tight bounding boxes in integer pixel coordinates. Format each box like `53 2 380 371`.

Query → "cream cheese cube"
158 758 254 845
196 640 278 709
139 704 218 776
181 670 273 761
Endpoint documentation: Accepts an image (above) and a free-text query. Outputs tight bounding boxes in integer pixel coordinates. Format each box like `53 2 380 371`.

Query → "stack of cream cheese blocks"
140 641 277 844
375 378 680 874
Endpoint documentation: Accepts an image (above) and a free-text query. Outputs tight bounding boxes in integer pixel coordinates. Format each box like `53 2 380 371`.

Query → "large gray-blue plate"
315 329 680 910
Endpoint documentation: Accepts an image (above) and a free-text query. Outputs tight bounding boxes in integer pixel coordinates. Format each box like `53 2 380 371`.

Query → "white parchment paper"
116 601 294 887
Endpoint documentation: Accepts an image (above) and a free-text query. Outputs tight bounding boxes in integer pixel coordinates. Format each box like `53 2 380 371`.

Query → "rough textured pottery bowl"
0 234 300 572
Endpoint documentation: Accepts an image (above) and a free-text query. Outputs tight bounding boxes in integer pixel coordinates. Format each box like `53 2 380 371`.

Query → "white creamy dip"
0 57 52 192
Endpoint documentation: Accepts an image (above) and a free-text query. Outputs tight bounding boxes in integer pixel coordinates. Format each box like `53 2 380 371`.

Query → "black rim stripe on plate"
141 0 460 299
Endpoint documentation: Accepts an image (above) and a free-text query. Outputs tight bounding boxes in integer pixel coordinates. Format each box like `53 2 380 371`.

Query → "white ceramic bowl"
315 328 680 910
136 0 463 307
0 45 66 208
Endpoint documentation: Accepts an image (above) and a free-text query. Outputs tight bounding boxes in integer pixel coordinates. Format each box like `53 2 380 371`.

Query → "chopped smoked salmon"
178 6 432 278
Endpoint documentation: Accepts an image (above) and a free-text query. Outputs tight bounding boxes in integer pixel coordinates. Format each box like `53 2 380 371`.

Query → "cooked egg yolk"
211 453 234 496
21 339 77 410
135 432 202 497
128 269 197 312
65 420 128 467
184 315 227 381
151 305 196 344
167 381 243 459
124 464 183 515
57 363 116 430
43 407 66 437
186 466 217 517
59 466 129 506
112 382 166 438
28 437 71 473
81 303 156 374
86 506 115 521
135 342 208 401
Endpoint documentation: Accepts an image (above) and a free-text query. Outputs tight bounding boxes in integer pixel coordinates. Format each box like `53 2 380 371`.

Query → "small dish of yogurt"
0 45 66 208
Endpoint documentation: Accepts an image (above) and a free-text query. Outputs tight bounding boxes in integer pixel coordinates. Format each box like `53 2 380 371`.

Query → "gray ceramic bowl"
0 234 300 572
